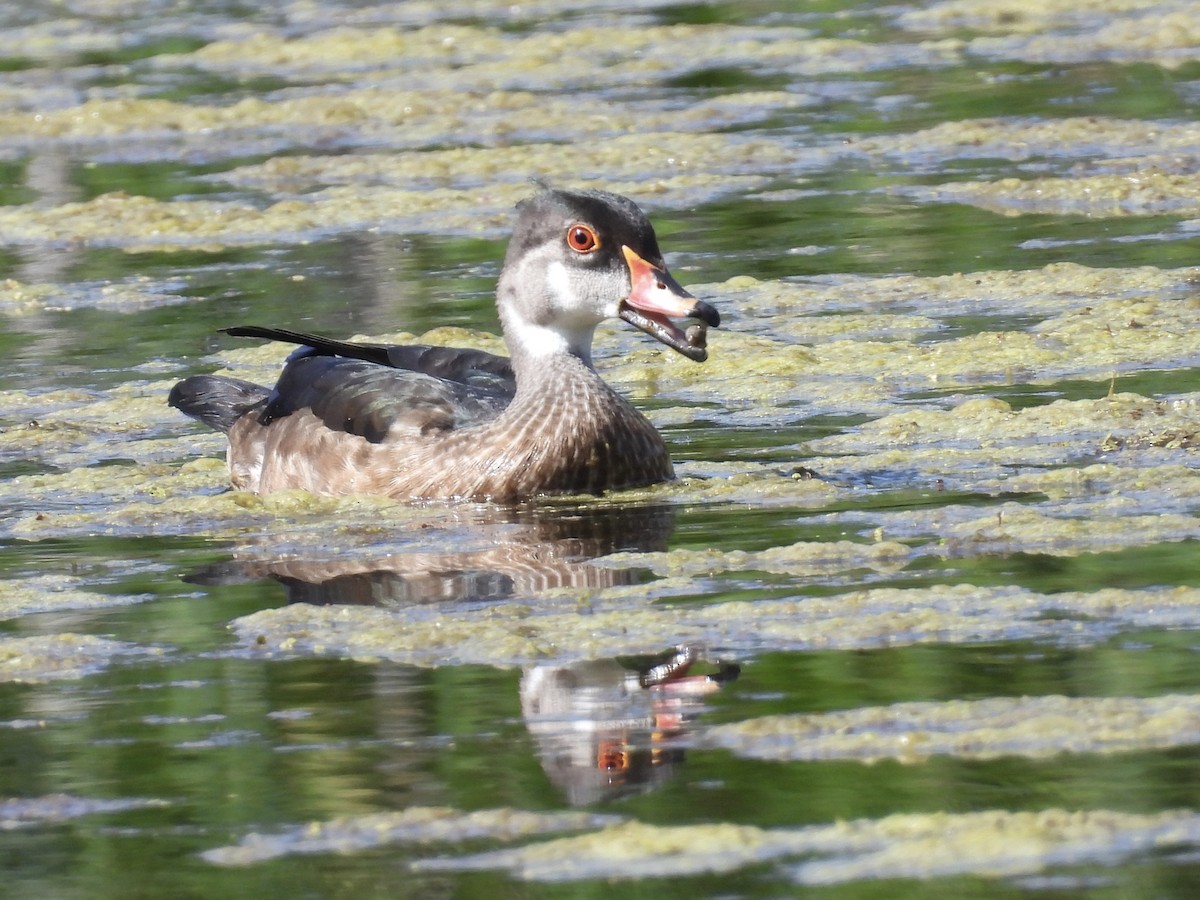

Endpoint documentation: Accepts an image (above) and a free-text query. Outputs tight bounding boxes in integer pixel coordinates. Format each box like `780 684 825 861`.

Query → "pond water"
3 0 1200 896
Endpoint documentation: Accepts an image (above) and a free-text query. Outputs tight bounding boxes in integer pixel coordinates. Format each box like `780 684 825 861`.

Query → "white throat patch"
508 317 596 363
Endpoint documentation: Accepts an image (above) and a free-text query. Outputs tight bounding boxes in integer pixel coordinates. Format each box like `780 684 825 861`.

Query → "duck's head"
497 187 720 365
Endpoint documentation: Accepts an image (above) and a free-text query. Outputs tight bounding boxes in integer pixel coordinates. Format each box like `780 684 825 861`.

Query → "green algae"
163 22 957 85
202 806 621 866
798 395 1200 552
790 809 1200 885
413 808 1200 883
909 504 1200 557
808 393 1200 468
696 266 1200 397
0 279 57 314
0 794 169 827
856 116 1200 164
896 0 1200 69
0 173 763 251
228 583 1200 667
0 379 212 473
4 462 422 542
217 132 797 194
596 464 841 508
652 263 1200 438
707 264 1200 319
910 170 1200 218
0 18 124 61
0 633 158 683
707 693 1200 763
966 6 1200 68
0 88 808 159
0 575 148 620
897 0 1166 35
0 276 190 315
855 116 1200 218
600 539 915 580
419 818 781 880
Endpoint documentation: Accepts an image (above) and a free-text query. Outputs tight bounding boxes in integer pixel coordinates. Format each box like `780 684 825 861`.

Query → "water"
2 0 1200 895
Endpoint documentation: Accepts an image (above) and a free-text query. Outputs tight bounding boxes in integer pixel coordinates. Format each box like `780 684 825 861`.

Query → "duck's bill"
619 245 720 362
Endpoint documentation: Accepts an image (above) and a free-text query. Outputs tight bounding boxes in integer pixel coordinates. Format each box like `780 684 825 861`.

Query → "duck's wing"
225 327 516 443
223 325 514 386
259 356 514 441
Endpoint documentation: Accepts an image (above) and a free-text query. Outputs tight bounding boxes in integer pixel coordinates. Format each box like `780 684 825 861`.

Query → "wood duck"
169 187 720 502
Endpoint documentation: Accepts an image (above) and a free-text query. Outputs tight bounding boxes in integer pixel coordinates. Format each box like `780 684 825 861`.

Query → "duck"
168 187 720 502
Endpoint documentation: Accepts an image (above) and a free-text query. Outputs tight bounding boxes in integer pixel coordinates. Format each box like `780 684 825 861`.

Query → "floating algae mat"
228 583 1200 666
904 171 1200 218
202 806 621 866
0 795 169 827
2 0 1200 896
0 634 159 683
411 809 1200 884
706 693 1200 763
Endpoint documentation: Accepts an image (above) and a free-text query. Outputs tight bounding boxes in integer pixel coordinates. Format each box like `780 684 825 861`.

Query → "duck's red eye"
566 224 599 253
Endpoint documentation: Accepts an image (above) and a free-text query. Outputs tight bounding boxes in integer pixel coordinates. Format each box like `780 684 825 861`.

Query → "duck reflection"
194 503 740 805
521 645 740 806
205 502 676 605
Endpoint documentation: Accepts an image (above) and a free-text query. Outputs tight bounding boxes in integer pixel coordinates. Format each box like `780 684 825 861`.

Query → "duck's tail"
169 375 269 435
